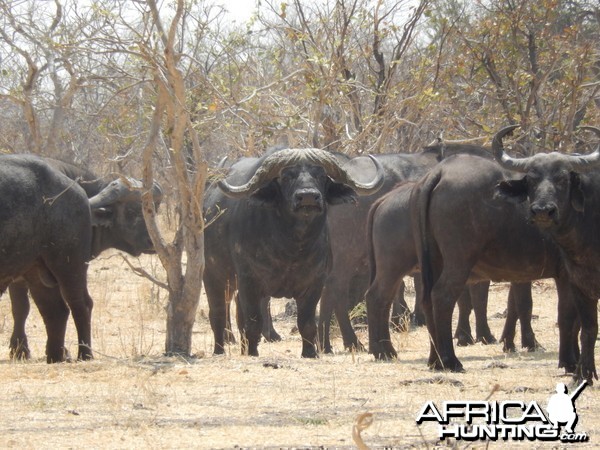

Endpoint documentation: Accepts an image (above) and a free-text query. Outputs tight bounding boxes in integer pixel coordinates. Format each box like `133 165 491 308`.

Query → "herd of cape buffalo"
1 125 599 383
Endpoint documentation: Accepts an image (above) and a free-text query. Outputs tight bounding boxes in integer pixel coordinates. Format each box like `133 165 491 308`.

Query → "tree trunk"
165 287 200 355
141 0 207 358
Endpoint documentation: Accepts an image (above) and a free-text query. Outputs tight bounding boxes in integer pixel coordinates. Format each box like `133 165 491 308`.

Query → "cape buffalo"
320 152 437 353
320 144 510 353
404 152 580 375
203 148 383 357
0 155 94 362
366 181 538 360
7 158 162 361
494 125 600 382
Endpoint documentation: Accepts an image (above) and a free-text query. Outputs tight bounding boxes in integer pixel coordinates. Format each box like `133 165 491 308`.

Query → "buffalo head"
494 125 600 228
89 178 163 256
218 148 384 218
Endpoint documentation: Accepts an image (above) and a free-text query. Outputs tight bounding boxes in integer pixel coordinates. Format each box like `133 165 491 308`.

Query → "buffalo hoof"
525 340 545 352
321 344 333 354
522 334 543 352
412 312 427 327
502 339 517 353
263 330 282 342
429 357 465 373
559 361 578 375
301 347 318 358
241 340 260 356
242 346 259 357
344 340 366 353
572 363 598 386
47 347 72 363
213 345 226 355
373 349 398 361
477 334 497 345
78 351 93 361
9 343 31 361
456 333 475 347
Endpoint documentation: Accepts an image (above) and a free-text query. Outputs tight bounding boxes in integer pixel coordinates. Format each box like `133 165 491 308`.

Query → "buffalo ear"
249 181 278 207
570 172 585 213
91 207 113 227
326 182 358 205
494 178 528 204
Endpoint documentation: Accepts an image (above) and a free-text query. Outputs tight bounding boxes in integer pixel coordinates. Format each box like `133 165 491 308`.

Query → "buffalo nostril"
531 203 556 218
295 190 321 207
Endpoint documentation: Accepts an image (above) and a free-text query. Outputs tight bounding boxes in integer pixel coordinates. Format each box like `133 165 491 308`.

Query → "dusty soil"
0 251 597 449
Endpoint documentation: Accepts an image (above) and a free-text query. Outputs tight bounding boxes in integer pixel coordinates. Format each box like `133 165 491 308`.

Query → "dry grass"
0 253 597 449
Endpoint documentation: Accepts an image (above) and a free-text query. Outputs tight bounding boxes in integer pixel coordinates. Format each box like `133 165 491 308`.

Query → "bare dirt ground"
0 251 597 449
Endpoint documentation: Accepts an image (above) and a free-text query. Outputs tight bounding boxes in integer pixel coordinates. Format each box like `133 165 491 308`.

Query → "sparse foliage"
0 0 598 353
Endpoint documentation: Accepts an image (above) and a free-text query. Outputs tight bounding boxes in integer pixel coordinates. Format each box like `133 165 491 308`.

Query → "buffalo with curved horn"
494 125 600 382
406 130 586 377
203 147 383 358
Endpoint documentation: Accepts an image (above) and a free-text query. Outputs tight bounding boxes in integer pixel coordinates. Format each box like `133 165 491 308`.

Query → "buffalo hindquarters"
0 155 93 362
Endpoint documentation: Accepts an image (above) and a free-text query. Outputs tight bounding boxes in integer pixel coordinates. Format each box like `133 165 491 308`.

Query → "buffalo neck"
91 226 126 259
547 207 600 297
280 205 327 243
91 227 108 259
247 203 329 263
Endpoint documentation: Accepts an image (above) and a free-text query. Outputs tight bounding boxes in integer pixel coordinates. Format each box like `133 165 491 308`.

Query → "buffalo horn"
218 148 384 198
572 126 600 171
491 124 528 172
318 152 384 196
216 156 229 169
494 124 600 173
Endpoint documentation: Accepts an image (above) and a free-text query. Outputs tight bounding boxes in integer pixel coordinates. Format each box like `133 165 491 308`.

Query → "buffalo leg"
49 268 92 361
455 281 496 347
564 284 597 382
428 268 470 372
454 288 475 346
261 297 281 342
337 273 366 351
555 276 581 374
500 286 519 352
204 275 230 355
390 280 411 332
501 282 539 352
412 274 426 326
8 280 32 360
471 281 496 344
237 279 263 357
319 273 364 354
67 286 94 361
365 272 404 360
296 286 323 358
26 280 70 363
318 284 336 353
512 282 539 351
334 300 364 351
